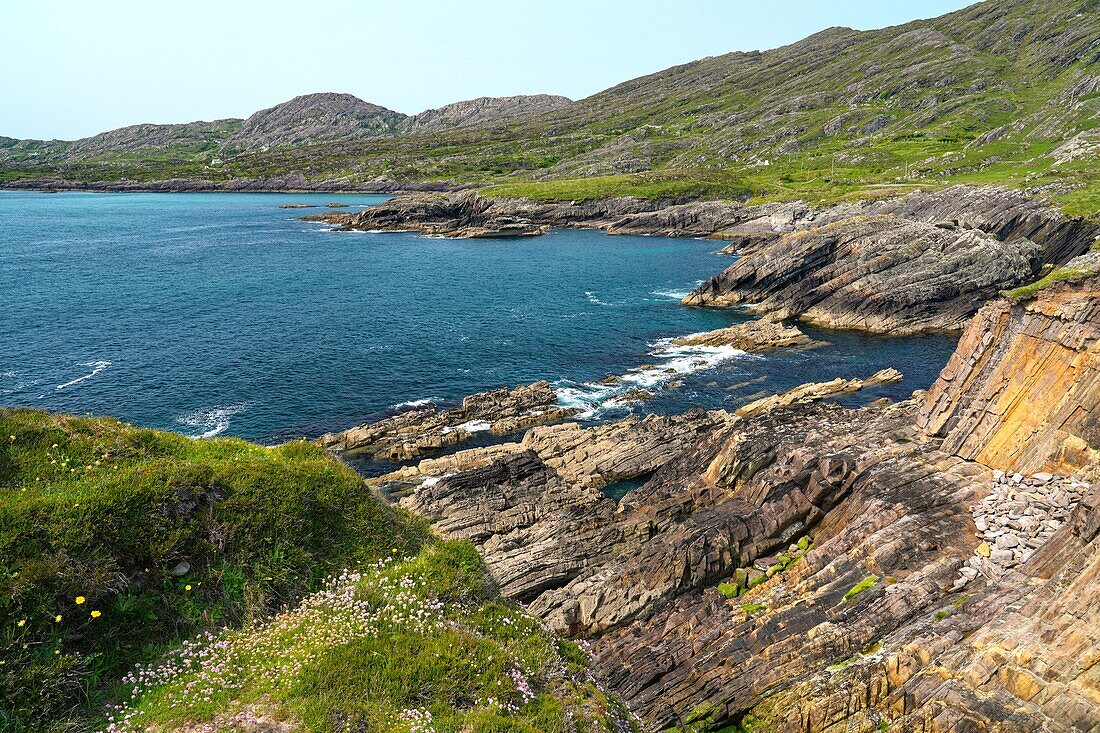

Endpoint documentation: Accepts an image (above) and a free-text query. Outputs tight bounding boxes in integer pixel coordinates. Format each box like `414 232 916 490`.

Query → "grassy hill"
0 409 628 733
3 0 1097 214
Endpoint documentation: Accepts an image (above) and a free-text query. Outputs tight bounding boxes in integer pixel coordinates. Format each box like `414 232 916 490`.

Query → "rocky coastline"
308 185 1099 336
320 273 1100 731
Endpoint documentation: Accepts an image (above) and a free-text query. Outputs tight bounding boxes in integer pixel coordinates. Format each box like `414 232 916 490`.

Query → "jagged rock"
683 187 1097 333
385 280 1100 731
918 275 1100 473
316 381 576 460
671 319 817 351
734 368 902 419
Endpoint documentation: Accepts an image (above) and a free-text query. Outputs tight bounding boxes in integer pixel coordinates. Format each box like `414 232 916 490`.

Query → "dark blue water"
0 191 957 442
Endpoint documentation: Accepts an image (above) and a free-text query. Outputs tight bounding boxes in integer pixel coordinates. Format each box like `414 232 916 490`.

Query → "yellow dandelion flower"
75 596 86 605
54 649 60 655
55 615 62 623
16 619 25 627
52 443 59 449
90 610 101 619
185 584 192 591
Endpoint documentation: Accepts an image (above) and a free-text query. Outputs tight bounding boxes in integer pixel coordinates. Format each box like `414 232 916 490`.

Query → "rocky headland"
310 185 1098 336
323 275 1100 731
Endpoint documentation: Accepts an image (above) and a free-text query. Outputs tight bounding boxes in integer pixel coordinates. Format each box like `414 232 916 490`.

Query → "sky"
1 0 977 141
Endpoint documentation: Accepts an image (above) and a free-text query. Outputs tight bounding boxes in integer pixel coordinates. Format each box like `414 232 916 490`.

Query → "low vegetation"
1003 267 1097 301
0 409 629 732
842 576 879 603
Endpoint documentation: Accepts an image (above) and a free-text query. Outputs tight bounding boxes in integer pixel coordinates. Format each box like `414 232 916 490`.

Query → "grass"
1 409 627 733
106 543 632 733
842 576 879 603
1002 267 1096 301
481 169 753 202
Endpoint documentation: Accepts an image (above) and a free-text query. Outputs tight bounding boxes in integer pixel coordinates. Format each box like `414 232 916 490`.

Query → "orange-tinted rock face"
918 276 1100 475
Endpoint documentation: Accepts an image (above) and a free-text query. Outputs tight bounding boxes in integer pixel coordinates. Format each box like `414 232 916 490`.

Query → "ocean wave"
584 291 616 307
392 397 438 410
554 335 754 419
177 403 250 439
56 361 111 391
441 419 492 435
651 280 704 300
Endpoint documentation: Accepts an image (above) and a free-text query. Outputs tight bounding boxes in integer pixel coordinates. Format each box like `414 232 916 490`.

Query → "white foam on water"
418 472 456 489
651 280 704 300
55 361 111 391
584 291 616 307
441 419 492 435
177 404 250 439
554 335 754 420
392 398 437 410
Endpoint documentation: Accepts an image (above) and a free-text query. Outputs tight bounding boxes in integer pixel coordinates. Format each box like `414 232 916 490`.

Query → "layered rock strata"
917 274 1100 473
363 278 1100 731
317 381 576 460
671 319 817 351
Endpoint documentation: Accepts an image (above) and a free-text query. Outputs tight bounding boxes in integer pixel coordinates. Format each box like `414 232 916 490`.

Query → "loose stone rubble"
954 470 1091 589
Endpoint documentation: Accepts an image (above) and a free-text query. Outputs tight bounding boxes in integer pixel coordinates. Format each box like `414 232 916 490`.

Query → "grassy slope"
3 0 1097 215
0 409 627 733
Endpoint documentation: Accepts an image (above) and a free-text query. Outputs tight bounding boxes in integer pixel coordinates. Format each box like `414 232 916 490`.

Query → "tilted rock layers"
361 280 1100 731
918 275 1100 474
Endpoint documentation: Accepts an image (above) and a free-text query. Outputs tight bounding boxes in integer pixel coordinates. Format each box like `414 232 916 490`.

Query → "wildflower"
52 443 58 448
75 596 86 605
91 610 102 618
185 584 192 591
8 435 14 441
54 649 60 655
55 615 62 622
16 619 25 627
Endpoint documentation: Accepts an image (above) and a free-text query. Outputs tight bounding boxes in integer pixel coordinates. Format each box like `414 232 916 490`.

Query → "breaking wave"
177 404 250 439
56 361 111 391
554 336 754 419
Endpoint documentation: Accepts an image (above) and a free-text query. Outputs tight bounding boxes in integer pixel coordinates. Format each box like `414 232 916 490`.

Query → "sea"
0 190 958 443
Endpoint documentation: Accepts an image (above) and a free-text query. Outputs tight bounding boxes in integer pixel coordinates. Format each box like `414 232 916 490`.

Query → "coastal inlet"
0 191 956 442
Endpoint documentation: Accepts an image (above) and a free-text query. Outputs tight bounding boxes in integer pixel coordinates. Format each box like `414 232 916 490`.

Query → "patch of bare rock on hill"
315 185 1098 334
326 276 1100 731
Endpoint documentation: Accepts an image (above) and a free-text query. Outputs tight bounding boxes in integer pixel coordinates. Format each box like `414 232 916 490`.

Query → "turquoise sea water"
0 191 957 442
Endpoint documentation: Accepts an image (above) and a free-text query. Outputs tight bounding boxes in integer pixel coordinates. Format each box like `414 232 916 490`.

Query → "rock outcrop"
359 280 1100 731
682 187 1098 334
671 319 816 351
317 381 576 460
323 185 1096 333
918 274 1100 473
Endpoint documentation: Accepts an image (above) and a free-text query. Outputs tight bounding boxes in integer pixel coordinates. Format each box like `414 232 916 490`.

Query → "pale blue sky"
2 0 976 140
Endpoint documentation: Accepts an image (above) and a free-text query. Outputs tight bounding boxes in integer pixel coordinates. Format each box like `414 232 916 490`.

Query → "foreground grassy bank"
0 409 630 732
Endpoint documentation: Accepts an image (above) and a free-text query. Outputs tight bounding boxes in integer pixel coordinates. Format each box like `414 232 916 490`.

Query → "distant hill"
218 92 405 153
2 0 1098 214
399 94 573 135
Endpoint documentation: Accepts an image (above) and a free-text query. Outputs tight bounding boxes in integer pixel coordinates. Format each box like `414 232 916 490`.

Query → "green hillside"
2 0 1099 214
0 409 628 733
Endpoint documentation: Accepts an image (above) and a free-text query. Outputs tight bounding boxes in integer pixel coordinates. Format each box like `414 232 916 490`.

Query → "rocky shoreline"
308 185 1099 336
320 274 1100 731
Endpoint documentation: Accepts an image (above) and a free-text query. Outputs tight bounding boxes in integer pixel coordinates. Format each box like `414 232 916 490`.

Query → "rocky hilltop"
399 94 572 135
218 93 406 153
321 276 1100 731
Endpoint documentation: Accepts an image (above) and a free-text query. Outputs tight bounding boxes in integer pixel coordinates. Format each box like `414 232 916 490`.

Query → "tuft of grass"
842 576 880 603
1003 267 1095 301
